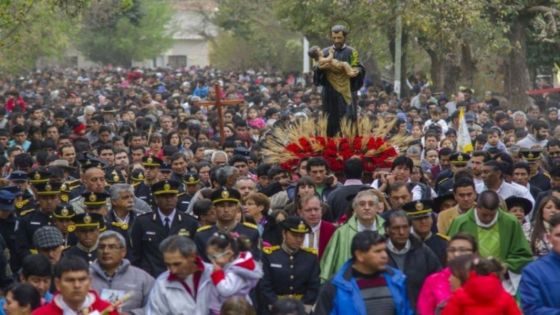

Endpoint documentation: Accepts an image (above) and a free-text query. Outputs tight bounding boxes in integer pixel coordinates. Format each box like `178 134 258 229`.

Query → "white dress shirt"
475 180 535 208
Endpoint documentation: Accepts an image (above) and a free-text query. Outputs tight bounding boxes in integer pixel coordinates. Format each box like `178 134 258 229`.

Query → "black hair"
344 157 363 180
54 256 89 278
306 157 329 172
550 212 560 229
5 283 41 311
206 231 251 256
547 138 560 149
391 156 413 172
449 232 478 254
13 153 33 170
21 254 52 278
512 162 530 174
229 154 248 166
438 147 453 158
193 198 213 217
531 119 549 131
351 230 386 260
453 178 476 192
477 190 500 211
471 150 489 160
270 298 306 315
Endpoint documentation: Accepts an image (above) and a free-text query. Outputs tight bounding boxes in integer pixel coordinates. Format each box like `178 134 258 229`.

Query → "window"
168 55 187 68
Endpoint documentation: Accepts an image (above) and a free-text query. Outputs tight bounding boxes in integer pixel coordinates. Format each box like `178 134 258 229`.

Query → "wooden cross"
194 84 245 145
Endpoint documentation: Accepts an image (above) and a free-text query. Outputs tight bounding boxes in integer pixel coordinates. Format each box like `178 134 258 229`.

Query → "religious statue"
313 25 365 137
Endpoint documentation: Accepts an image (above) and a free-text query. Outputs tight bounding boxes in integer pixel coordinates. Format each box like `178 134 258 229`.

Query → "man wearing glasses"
90 230 154 315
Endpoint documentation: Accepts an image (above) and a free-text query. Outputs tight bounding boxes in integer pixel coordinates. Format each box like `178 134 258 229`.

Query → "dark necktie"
164 217 170 234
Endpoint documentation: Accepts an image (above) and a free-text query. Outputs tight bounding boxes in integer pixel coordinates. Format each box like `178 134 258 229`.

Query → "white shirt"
158 208 176 227
475 180 535 208
357 220 378 232
304 222 320 250
371 179 425 201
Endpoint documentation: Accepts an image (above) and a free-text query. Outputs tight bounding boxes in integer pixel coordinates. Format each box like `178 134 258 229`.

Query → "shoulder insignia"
437 233 450 241
242 222 258 230
438 177 450 184
196 225 212 232
542 172 551 179
20 209 35 216
177 192 185 197
301 247 318 255
263 245 280 255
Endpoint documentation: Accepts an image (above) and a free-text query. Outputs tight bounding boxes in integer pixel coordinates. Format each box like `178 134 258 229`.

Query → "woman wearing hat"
505 196 532 225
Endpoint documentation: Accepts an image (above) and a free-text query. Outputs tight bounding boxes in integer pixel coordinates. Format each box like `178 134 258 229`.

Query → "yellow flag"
457 107 473 153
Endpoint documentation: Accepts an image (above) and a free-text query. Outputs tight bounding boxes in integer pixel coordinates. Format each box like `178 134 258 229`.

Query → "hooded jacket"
441 272 521 315
208 251 263 314
90 259 155 315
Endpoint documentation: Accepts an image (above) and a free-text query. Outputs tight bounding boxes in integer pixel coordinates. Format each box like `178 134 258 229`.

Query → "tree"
76 0 173 67
0 0 88 73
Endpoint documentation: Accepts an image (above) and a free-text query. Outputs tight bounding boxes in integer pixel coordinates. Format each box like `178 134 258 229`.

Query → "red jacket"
318 220 336 259
5 96 26 112
441 273 521 315
32 291 118 315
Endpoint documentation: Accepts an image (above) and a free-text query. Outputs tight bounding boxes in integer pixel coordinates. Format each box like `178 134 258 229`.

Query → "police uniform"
130 168 145 188
520 149 551 192
259 217 320 311
63 213 105 264
130 180 199 277
134 156 162 207
81 191 111 215
176 173 199 213
104 167 127 186
0 189 19 272
69 157 108 214
435 153 470 196
52 204 77 248
106 209 138 258
194 187 260 262
403 200 448 265
14 181 61 262
7 171 36 215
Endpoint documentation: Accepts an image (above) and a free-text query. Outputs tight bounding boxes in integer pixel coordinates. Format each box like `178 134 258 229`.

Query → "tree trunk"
361 51 382 86
460 42 476 88
443 53 461 96
426 48 444 92
504 16 532 110
387 29 409 96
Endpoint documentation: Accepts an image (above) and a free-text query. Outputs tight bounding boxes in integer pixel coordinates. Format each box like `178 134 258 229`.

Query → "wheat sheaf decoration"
262 114 412 173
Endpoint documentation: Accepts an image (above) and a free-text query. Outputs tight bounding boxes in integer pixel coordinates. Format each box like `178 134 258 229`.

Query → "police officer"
403 200 448 265
177 172 199 212
8 171 35 215
194 187 260 262
259 216 320 313
520 149 551 192
0 189 19 271
82 191 111 217
130 169 145 188
134 155 162 207
435 152 471 195
15 181 61 262
63 213 105 264
52 204 76 248
130 180 199 277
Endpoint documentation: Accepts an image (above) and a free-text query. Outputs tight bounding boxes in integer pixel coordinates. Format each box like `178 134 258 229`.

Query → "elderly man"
320 189 385 281
131 180 199 277
297 195 336 259
70 159 108 214
33 256 118 315
107 183 139 252
448 190 533 275
385 210 441 309
146 235 212 315
520 213 560 314
90 231 154 315
235 176 257 201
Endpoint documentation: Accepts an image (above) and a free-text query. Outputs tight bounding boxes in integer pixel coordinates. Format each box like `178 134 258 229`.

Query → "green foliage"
0 0 85 73
76 0 173 67
210 0 302 72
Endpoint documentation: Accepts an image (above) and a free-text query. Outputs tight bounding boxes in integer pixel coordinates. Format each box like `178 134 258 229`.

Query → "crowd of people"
0 65 558 315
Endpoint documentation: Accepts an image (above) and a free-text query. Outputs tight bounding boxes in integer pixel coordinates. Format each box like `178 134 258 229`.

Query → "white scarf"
474 209 499 229
54 292 95 315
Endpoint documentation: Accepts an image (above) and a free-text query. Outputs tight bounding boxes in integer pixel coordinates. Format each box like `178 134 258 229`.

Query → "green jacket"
447 209 533 273
319 214 385 282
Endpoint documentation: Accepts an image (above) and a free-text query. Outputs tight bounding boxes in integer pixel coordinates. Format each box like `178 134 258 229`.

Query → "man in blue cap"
7 170 35 215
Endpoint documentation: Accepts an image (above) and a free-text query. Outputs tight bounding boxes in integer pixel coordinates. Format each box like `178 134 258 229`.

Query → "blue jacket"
520 251 560 315
315 260 414 315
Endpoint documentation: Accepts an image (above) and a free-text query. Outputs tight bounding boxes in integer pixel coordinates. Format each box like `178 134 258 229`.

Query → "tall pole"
394 5 402 98
303 36 310 73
